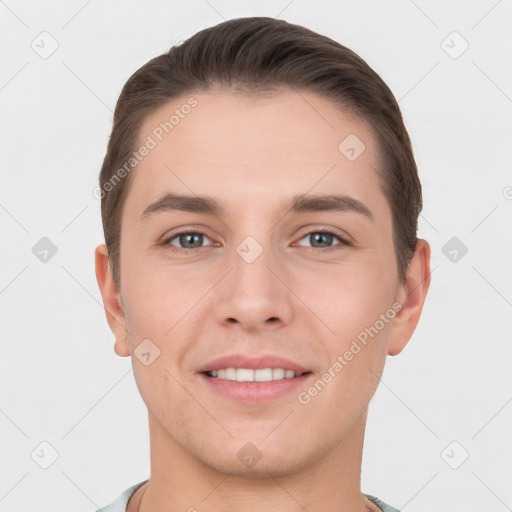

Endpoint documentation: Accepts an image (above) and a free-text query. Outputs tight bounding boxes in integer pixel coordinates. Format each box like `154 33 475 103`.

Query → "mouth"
198 368 314 404
196 354 314 403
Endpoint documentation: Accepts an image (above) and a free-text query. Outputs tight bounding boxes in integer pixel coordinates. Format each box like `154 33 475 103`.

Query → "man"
94 16 431 512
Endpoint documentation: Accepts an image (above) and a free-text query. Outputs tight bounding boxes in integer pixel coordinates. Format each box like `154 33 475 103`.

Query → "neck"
130 408 375 512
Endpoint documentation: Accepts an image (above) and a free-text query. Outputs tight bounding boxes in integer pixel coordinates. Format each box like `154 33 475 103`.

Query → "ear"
95 243 130 357
388 239 431 356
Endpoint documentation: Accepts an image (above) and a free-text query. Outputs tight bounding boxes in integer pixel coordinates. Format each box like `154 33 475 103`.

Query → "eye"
161 228 351 253
164 230 214 251
295 229 351 250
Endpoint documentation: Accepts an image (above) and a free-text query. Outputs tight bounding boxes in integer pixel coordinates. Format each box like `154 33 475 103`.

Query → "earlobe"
114 337 131 357
388 239 431 356
95 244 128 348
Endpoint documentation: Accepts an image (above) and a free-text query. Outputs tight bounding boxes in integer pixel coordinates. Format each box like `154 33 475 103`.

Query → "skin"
95 89 431 512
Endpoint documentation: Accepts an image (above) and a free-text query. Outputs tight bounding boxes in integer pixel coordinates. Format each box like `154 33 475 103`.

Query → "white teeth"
272 368 285 379
208 367 302 382
225 368 237 380
254 368 272 382
237 368 254 382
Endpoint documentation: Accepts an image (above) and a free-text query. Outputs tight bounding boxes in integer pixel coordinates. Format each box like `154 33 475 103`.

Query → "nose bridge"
234 235 275 297
214 232 294 329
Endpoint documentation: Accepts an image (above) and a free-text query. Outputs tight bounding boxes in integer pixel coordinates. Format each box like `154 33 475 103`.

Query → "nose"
213 239 295 333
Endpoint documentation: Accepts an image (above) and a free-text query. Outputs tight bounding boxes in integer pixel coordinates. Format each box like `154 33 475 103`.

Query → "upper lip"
196 354 310 374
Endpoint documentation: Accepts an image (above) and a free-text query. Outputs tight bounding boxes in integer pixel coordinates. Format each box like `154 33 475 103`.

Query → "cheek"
297 259 394 400
299 294 392 418
297 258 394 338
121 248 196 325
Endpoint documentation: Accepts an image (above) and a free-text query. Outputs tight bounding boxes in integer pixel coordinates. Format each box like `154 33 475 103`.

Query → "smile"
205 367 310 382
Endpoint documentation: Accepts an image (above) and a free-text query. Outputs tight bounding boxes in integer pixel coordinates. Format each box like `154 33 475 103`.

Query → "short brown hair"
99 16 422 288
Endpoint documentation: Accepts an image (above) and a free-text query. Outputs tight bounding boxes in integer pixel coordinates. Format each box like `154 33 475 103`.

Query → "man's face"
112 89 406 475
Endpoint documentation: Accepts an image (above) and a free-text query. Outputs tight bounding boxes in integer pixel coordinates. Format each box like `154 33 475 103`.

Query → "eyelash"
161 228 352 253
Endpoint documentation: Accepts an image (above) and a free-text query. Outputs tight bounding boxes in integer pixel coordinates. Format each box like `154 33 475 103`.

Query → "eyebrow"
139 192 373 222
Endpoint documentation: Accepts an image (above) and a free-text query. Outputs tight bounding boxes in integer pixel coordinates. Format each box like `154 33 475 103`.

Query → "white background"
1 1 511 511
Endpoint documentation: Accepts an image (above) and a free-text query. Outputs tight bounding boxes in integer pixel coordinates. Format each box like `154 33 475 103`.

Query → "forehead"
138 89 374 164
124 89 389 227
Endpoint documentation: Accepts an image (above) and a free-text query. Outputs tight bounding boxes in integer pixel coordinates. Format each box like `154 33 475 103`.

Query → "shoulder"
364 493 403 512
91 480 148 512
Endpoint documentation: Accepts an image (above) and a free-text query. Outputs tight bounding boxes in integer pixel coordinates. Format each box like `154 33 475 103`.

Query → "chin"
207 453 304 479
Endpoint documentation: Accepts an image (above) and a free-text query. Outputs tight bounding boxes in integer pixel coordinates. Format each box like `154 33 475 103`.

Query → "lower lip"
198 372 313 404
